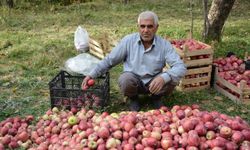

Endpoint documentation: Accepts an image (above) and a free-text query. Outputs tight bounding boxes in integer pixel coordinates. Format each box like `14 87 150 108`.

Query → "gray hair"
137 11 159 25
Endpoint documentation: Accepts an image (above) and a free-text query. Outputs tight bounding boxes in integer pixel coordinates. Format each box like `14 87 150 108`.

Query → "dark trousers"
118 72 176 98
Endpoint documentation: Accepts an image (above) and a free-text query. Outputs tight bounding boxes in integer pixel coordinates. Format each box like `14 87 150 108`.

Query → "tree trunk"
203 0 235 42
6 0 14 8
124 0 129 4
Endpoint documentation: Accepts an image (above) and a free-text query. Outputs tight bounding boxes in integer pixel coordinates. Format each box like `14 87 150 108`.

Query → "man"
82 11 187 111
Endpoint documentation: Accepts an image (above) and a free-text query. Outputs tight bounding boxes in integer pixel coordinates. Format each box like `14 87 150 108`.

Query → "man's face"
138 18 158 42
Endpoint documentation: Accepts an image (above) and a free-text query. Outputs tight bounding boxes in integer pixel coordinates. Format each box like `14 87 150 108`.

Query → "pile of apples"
54 93 102 110
0 115 34 149
213 55 250 88
170 39 208 51
170 39 210 61
1 105 250 149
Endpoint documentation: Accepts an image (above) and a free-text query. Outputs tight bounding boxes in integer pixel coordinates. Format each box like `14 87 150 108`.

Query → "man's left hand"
149 76 165 94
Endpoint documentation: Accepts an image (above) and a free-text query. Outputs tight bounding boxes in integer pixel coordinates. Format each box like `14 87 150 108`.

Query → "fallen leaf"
214 96 223 101
226 106 235 112
240 109 248 114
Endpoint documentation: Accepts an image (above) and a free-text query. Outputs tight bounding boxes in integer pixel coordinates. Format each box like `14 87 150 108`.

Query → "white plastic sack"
74 26 89 52
64 53 100 75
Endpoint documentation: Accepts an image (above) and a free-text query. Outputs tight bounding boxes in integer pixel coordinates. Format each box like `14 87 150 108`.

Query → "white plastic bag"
64 53 100 75
74 26 89 52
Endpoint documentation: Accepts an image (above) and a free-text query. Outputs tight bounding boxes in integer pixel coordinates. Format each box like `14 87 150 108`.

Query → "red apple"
232 131 244 144
87 79 95 86
17 131 29 142
97 127 110 139
219 126 232 138
161 138 173 149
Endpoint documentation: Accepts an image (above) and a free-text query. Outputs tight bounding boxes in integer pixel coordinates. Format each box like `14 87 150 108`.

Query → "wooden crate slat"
186 65 212 75
89 38 103 48
181 76 210 85
243 90 250 94
177 84 210 92
242 99 250 105
213 67 250 104
214 84 241 104
215 73 241 94
89 49 105 59
176 65 212 92
89 43 104 54
184 48 213 57
184 58 213 67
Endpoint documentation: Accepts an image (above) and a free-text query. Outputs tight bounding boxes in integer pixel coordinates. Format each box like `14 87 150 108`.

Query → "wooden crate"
176 65 212 92
89 38 117 59
214 67 250 105
171 39 214 67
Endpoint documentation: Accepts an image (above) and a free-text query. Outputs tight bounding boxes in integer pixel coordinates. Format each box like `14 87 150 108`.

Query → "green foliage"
0 0 250 122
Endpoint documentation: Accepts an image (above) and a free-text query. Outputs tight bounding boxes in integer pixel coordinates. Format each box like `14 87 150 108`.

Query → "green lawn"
0 0 250 122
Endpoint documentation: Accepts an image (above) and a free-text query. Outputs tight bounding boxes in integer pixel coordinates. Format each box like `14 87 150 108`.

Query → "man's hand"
149 76 165 94
81 76 92 90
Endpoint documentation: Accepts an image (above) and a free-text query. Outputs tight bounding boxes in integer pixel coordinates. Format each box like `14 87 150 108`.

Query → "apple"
206 130 216 140
8 128 17 136
187 130 200 147
219 126 232 138
182 119 195 132
67 116 78 125
225 141 238 150
123 122 134 132
129 128 138 137
52 107 59 113
135 143 144 150
8 140 19 149
0 126 9 136
232 131 244 144
123 143 133 150
112 130 123 139
87 79 95 86
146 137 157 148
161 139 173 149
88 140 97 149
17 131 29 142
81 139 88 147
71 107 78 114
106 138 117 149
242 129 250 140
128 136 138 145
2 135 11 145
194 123 207 136
141 129 150 138
151 131 161 141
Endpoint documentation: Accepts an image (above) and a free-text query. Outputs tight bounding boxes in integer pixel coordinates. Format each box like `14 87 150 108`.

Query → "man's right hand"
81 76 92 90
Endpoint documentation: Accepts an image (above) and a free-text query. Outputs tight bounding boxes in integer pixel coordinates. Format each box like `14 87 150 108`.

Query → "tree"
203 0 235 42
6 0 14 8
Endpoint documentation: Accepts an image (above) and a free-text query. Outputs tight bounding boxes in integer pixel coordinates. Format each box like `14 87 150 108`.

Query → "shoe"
129 100 140 111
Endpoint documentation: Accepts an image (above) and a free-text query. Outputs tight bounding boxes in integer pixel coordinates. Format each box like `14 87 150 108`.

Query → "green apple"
68 116 78 125
42 114 50 120
52 107 59 113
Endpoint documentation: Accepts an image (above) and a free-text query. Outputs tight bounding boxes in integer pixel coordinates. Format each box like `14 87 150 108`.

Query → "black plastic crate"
49 71 109 110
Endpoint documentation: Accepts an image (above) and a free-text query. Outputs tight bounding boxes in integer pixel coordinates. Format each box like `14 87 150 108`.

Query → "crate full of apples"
213 54 250 104
163 64 212 92
49 71 110 110
170 39 213 67
177 65 212 92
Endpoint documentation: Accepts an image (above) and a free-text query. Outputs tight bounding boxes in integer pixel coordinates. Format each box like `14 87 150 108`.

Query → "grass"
0 0 250 122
